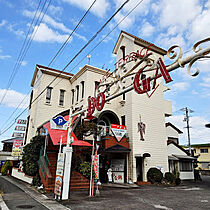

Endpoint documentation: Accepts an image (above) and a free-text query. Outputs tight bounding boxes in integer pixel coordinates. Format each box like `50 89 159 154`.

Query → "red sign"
110 124 127 142
13 139 23 147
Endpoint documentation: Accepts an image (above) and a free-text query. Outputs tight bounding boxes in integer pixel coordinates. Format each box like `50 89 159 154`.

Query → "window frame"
59 89 65 106
46 87 53 104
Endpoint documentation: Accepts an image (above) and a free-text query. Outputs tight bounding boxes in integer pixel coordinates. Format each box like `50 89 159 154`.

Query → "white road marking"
183 187 201 191
153 204 173 210
201 200 208 203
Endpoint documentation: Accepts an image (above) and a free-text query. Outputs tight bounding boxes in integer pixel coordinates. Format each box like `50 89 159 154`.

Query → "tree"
22 135 45 176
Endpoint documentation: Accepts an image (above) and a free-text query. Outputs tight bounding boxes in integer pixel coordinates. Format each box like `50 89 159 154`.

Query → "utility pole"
180 107 194 156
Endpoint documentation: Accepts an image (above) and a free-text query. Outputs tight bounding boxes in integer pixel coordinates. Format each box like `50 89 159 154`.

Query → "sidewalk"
0 175 70 210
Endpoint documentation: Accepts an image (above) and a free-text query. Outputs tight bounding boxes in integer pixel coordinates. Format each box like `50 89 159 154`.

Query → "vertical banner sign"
110 124 127 142
15 126 26 131
11 139 23 157
54 153 65 197
93 145 99 179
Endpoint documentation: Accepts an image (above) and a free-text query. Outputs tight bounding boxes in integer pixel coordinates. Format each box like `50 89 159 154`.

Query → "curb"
0 195 9 210
1 176 70 210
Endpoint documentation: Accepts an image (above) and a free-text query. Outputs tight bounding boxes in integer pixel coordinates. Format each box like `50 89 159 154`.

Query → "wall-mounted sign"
17 119 27 124
137 118 146 141
15 126 26 131
12 132 25 138
11 139 23 157
111 124 127 142
54 153 65 197
50 116 68 130
86 45 173 118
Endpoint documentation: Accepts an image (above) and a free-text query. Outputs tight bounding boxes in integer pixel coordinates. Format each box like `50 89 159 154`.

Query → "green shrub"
79 161 91 178
1 161 10 176
22 135 45 177
32 174 42 187
165 172 175 183
147 167 163 183
175 178 181 185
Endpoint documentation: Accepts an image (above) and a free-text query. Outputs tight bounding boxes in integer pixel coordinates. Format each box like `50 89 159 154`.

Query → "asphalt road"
0 176 48 210
62 176 210 210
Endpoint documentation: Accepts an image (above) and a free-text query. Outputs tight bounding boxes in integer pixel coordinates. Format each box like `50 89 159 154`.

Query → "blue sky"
0 0 210 149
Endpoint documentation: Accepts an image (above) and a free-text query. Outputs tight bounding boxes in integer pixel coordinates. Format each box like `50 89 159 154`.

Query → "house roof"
104 144 131 153
166 122 183 134
113 31 167 55
31 64 74 87
191 143 210 147
1 137 24 144
167 140 190 156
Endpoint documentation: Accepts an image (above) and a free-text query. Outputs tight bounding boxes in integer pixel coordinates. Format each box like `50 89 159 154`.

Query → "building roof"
167 140 190 155
191 143 210 147
1 137 24 144
31 64 74 87
166 122 183 134
113 31 167 55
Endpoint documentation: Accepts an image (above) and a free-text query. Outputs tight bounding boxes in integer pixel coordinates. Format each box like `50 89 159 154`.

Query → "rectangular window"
179 161 192 171
76 85 79 101
59 89 65 106
71 89 74 105
121 115 125 126
81 81 85 99
95 81 100 97
200 148 208 153
46 87 52 104
29 90 33 109
123 93 125 100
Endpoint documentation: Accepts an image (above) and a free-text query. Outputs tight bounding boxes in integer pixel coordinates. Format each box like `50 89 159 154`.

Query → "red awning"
43 115 92 147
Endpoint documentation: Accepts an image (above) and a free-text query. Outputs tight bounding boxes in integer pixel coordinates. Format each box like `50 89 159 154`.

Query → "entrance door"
136 157 143 181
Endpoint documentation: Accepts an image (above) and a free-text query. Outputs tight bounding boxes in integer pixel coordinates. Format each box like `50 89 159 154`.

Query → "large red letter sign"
133 67 150 94
87 97 96 117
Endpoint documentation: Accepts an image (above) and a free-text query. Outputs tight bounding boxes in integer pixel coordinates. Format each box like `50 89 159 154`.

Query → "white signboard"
15 126 26 131
17 119 27 124
12 132 25 138
50 116 69 130
54 153 65 196
110 124 127 142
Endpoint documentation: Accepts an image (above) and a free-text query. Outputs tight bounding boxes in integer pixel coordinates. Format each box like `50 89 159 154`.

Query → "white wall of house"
166 126 179 139
168 143 194 180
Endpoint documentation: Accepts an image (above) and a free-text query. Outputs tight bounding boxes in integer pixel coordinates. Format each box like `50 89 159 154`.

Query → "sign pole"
89 134 95 196
62 108 73 200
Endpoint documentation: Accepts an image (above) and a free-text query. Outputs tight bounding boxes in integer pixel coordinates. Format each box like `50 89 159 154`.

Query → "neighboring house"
191 143 210 170
166 123 194 180
0 137 23 169
25 30 173 183
166 122 183 144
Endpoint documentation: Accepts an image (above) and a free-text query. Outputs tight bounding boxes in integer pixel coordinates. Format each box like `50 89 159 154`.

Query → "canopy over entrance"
43 115 92 147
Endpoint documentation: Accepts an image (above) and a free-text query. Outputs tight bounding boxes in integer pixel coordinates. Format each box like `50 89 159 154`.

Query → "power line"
0 0 43 106
48 0 97 66
0 0 130 135
0 0 96 132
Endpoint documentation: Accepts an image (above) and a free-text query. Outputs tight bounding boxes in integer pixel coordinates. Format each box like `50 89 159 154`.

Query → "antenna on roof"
87 54 91 65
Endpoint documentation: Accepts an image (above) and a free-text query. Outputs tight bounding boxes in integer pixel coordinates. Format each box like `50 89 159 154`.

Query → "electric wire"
0 0 130 135
0 0 42 106
0 0 97 132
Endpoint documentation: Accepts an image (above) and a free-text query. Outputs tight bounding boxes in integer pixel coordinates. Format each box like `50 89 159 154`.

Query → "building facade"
192 143 210 169
25 31 173 183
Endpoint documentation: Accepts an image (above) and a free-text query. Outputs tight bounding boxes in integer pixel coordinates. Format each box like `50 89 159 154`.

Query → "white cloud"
20 60 27 66
8 24 25 37
170 82 190 91
32 23 70 43
167 115 210 145
0 20 6 27
0 48 11 60
158 0 201 29
139 21 155 37
113 0 152 30
0 55 11 60
48 5 63 16
0 89 29 108
188 6 210 41
62 0 110 18
23 10 87 41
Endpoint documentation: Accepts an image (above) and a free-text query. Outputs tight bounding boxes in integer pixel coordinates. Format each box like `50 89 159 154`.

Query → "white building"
25 31 173 183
